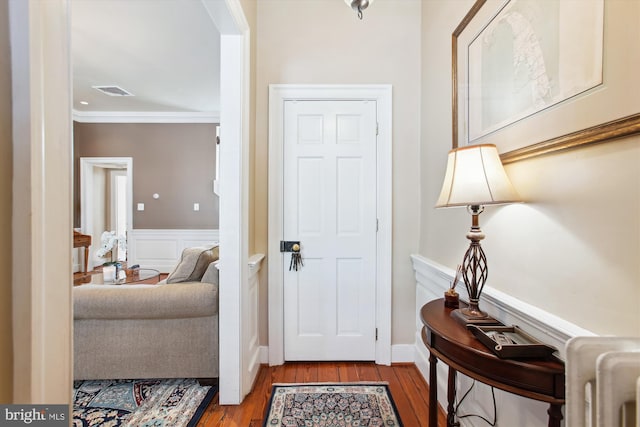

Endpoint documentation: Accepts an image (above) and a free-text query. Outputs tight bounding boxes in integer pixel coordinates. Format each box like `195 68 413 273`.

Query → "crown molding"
72 109 220 123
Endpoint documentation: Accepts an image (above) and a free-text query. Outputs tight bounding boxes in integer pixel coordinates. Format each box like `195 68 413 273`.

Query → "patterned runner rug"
263 382 403 427
73 378 216 426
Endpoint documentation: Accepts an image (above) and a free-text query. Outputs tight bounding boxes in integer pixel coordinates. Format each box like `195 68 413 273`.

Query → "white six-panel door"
283 100 378 360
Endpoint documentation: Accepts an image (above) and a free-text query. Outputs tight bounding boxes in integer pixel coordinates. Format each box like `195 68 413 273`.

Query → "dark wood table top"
73 230 91 247
420 299 565 404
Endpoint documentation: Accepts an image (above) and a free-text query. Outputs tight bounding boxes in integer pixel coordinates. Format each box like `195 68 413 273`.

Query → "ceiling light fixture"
345 0 373 20
80 101 89 105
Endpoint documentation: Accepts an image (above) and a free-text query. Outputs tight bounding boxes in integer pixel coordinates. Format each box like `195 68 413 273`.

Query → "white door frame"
268 84 393 366
201 0 251 404
9 0 250 404
80 157 133 271
109 169 128 252
9 0 73 402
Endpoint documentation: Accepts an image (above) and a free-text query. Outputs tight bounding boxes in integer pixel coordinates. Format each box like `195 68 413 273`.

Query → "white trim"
201 0 246 35
260 345 413 365
10 0 73 402
248 253 265 275
391 345 415 364
72 110 219 123
213 0 250 403
410 254 594 357
80 157 133 271
260 346 270 364
243 254 265 396
268 84 393 366
127 229 219 273
411 254 595 425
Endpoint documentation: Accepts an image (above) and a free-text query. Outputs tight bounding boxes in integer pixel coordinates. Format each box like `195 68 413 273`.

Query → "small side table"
420 299 565 427
73 230 91 273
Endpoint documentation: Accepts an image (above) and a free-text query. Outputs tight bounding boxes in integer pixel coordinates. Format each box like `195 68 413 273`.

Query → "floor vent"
92 85 134 97
566 337 640 427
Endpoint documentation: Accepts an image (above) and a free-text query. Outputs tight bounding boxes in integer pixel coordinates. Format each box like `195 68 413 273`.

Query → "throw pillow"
166 245 219 284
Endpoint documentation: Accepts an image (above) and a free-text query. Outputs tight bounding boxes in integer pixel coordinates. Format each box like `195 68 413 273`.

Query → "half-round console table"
420 299 565 427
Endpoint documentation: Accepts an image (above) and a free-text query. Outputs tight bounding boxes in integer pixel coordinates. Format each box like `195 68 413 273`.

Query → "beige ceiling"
71 0 221 117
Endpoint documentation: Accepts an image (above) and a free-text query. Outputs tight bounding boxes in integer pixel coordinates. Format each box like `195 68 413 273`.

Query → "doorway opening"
79 157 132 271
9 0 249 404
110 170 128 261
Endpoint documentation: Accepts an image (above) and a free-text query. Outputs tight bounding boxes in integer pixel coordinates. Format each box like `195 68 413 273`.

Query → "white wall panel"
298 115 323 144
336 158 361 235
336 258 362 335
128 229 219 272
298 158 323 235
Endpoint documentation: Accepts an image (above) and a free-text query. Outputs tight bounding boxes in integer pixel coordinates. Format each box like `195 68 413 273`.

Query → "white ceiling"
71 0 221 119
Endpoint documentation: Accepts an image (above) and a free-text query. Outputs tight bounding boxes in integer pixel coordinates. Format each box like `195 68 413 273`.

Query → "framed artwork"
453 0 640 163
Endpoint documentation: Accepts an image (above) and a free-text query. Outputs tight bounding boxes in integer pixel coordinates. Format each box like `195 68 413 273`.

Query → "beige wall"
420 1 640 336
75 122 219 230
240 0 257 255
0 0 13 402
255 0 422 345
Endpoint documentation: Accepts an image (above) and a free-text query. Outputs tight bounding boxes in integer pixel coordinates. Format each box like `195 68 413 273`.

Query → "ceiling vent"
92 85 134 97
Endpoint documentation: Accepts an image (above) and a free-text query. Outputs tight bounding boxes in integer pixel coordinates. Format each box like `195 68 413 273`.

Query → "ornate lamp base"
451 205 501 326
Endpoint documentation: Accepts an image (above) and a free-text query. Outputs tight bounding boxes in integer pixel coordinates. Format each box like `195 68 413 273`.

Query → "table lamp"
436 144 520 323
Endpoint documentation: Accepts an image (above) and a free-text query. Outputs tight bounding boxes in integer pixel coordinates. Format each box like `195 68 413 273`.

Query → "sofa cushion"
201 260 219 285
73 282 218 320
166 245 219 284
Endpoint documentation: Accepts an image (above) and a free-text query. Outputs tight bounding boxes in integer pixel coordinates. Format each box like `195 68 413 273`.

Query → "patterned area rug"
263 383 403 427
73 378 216 426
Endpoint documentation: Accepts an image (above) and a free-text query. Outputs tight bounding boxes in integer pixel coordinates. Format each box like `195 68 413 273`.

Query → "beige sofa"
73 246 219 380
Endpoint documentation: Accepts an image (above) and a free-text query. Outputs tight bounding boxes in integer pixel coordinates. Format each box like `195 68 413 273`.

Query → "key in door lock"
281 241 303 271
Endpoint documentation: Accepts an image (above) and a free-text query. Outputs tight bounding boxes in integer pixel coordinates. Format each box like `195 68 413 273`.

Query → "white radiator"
566 337 640 427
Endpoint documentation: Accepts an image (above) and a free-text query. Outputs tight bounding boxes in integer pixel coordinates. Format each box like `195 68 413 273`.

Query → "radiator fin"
566 337 640 427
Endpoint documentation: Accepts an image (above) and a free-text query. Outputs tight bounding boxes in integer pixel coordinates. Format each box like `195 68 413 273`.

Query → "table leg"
429 352 438 427
547 403 563 427
447 367 457 427
83 246 89 273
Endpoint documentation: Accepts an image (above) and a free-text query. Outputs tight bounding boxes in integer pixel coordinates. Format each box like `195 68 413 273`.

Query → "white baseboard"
128 229 219 273
260 346 269 364
391 344 415 363
259 344 416 366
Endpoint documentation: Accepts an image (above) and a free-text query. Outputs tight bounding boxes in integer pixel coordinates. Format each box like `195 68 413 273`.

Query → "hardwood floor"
197 362 446 427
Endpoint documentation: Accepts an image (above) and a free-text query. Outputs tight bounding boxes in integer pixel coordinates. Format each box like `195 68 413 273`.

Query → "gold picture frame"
452 0 640 163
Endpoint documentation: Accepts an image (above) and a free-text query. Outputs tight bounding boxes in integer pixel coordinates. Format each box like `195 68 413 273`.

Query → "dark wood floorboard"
197 362 446 427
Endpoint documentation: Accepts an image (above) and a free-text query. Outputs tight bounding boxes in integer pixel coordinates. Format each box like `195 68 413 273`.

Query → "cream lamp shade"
435 143 520 322
436 144 520 208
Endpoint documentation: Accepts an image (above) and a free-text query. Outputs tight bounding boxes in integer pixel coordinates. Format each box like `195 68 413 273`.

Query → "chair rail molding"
411 254 594 426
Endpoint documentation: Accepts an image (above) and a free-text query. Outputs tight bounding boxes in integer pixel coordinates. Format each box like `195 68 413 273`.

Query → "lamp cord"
453 380 497 426
357 5 363 19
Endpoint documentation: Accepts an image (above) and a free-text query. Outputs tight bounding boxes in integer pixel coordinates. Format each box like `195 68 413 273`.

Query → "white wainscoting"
128 229 220 273
411 254 593 427
243 254 265 396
